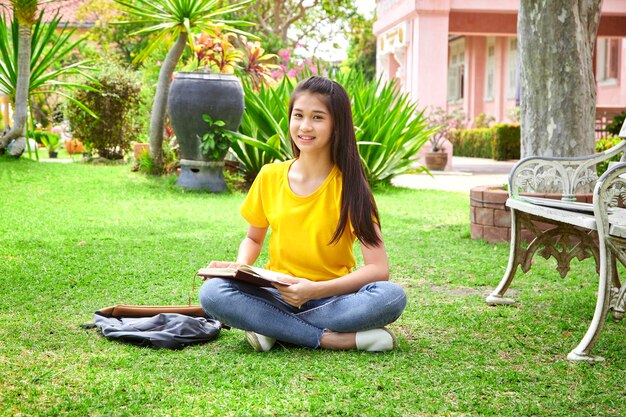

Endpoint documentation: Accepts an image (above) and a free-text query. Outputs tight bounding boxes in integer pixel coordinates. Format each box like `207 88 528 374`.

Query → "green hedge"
491 123 520 160
451 123 520 160
452 128 492 158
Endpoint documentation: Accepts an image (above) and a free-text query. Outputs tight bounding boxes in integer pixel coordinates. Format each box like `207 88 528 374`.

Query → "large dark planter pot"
168 72 244 192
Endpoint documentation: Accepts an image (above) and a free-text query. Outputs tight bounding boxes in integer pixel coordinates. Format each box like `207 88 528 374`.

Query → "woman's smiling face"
289 92 333 157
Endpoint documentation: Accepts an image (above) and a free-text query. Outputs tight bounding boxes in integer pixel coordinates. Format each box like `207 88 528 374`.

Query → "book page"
196 267 237 278
242 265 292 282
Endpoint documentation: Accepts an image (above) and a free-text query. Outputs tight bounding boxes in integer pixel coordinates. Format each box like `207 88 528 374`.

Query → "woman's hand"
206 260 240 269
273 277 320 308
199 260 240 281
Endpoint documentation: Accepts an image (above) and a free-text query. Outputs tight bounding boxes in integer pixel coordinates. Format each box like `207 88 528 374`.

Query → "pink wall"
375 0 626 153
597 41 626 107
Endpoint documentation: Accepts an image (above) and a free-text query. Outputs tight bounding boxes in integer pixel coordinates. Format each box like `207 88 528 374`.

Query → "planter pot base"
176 161 228 192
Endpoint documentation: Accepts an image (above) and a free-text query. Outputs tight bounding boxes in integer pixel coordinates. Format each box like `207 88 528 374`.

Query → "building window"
596 38 620 84
507 38 518 99
484 37 495 101
448 39 465 102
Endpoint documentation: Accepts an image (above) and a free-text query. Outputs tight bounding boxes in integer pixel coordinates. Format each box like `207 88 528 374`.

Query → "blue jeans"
198 278 407 349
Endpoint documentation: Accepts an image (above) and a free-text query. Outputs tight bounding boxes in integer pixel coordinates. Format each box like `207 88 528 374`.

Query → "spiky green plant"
337 71 434 184
229 77 294 183
0 12 95 114
232 73 433 185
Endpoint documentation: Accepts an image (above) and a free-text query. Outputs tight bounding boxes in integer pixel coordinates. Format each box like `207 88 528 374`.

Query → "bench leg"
567 231 619 361
606 237 626 321
567 241 612 362
486 209 520 305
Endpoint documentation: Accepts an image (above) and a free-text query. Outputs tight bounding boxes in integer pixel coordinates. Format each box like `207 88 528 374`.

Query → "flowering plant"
239 40 279 89
193 31 242 74
427 107 465 152
192 32 278 89
271 48 329 80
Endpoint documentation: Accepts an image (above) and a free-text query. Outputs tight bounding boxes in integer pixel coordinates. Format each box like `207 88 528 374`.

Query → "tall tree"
346 14 376 81
113 0 255 171
244 0 357 51
0 0 38 155
518 0 603 157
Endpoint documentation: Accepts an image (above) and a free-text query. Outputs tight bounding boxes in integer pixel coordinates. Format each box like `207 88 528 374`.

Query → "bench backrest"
509 138 626 201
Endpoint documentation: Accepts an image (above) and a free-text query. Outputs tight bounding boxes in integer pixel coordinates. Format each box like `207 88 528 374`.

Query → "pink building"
374 0 626 165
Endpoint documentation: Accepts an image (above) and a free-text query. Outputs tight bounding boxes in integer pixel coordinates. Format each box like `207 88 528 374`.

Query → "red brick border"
469 185 593 244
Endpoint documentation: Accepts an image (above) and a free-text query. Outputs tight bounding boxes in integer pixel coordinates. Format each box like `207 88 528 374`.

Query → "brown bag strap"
95 273 206 319
188 272 200 306
98 305 206 318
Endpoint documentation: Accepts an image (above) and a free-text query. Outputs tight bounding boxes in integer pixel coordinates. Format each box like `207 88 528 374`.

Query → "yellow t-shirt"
240 160 356 281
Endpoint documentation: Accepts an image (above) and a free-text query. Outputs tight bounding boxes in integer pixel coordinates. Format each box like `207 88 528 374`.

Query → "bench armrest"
593 162 626 236
509 140 626 201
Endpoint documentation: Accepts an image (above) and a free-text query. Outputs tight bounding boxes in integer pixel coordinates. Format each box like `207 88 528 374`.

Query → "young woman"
199 76 407 351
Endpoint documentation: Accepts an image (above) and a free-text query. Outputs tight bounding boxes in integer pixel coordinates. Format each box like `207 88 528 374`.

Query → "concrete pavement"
391 156 517 194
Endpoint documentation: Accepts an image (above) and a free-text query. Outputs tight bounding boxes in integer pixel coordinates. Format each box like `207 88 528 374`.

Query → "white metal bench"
486 124 626 361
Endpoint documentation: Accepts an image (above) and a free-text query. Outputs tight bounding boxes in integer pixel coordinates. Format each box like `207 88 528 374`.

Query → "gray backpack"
86 305 222 350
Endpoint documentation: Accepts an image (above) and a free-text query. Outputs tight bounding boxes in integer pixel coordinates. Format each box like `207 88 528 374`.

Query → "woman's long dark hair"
288 76 382 247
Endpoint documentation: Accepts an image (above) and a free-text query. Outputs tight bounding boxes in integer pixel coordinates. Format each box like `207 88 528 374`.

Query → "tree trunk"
149 31 188 170
0 24 32 152
518 0 602 158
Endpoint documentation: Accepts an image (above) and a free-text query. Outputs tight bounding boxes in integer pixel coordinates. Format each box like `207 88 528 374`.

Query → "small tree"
0 0 38 155
0 8 94 157
426 107 465 153
65 65 144 160
346 14 376 81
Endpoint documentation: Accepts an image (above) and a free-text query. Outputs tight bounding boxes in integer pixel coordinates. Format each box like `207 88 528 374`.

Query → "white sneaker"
245 331 276 352
355 327 397 352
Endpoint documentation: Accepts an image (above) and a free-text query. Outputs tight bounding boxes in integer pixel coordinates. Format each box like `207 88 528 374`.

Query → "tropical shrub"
28 130 59 145
65 64 144 160
233 72 432 185
39 132 61 154
190 32 278 89
337 71 432 184
231 77 294 184
200 115 235 161
0 11 94 155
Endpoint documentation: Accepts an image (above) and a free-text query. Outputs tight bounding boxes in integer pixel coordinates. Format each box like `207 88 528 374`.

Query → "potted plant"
40 132 61 158
112 0 256 172
425 107 465 171
167 32 245 191
168 31 276 191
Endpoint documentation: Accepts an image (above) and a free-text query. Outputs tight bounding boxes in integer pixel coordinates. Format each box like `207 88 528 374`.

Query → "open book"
196 264 292 287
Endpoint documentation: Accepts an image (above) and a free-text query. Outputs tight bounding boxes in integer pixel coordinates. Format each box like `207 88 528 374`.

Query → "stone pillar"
408 6 450 110
377 22 409 87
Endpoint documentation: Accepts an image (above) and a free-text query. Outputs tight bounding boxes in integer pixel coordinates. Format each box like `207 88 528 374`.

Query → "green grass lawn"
1 157 625 416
